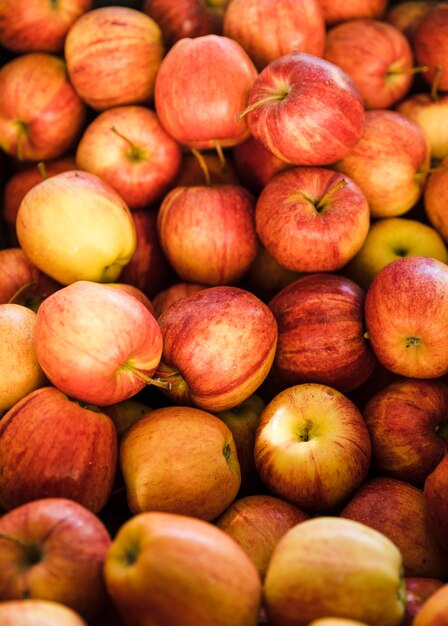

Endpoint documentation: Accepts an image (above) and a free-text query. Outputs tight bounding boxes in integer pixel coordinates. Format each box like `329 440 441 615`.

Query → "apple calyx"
405 336 421 348
223 442 232 460
49 0 59 9
121 362 171 391
235 89 290 122
434 422 448 442
110 126 148 163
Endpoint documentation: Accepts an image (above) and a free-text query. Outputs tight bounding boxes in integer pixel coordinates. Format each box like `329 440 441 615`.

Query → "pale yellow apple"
308 620 370 626
16 170 136 285
264 516 406 626
397 93 448 161
0 599 87 625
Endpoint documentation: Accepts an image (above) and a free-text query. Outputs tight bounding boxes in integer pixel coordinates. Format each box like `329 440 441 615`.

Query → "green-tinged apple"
0 53 86 162
34 281 164 406
152 282 207 318
102 398 152 440
16 170 137 285
241 52 365 166
334 109 430 218
385 1 437 39
223 0 325 70
413 583 448 626
104 512 261 626
0 387 117 512
232 136 291 194
363 378 448 485
424 156 448 242
268 274 376 393
76 106 182 210
317 0 387 25
0 304 46 413
255 167 370 272
0 498 111 619
254 383 371 511
364 256 448 378
120 405 241 519
157 184 258 285
155 34 258 150
264 516 406 626
215 494 309 580
0 248 60 307
342 217 448 291
0 600 87 626
403 578 445 626
65 6 164 111
413 4 448 92
424 454 448 552
154 286 278 412
341 477 448 579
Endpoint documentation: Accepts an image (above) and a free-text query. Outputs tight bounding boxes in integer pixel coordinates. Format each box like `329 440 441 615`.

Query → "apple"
413 4 448 92
172 150 241 187
0 498 111 620
153 285 278 412
0 247 56 306
215 494 309 580
263 516 406 626
104 511 261 626
424 156 448 242
223 0 325 71
103 283 155 315
241 52 365 166
317 0 388 25
0 386 117 512
102 398 152 440
154 34 258 150
424 454 448 552
120 405 241 520
157 184 258 285
363 377 448 485
324 19 416 110
76 106 182 211
152 282 207 318
334 109 430 218
254 383 371 511
0 303 46 414
0 600 87 626
255 167 370 272
403 578 445 626
232 135 291 194
342 217 448 291
16 170 137 286
385 1 437 40
243 243 302 303
412 583 448 626
34 281 164 406
65 6 164 111
364 256 448 378
307 621 370 626
0 53 86 162
268 273 376 393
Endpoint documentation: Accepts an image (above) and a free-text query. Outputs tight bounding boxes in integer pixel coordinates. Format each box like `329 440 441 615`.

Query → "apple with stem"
413 4 448 92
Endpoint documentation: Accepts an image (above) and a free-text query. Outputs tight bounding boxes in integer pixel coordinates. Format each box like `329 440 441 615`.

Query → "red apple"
403 578 445 626
232 135 291 193
103 283 155 315
152 282 207 318
0 247 55 306
0 600 87 626
424 156 448 242
317 0 388 25
412 583 448 626
413 4 448 92
243 242 302 303
385 1 437 40
172 150 241 188
424 454 448 552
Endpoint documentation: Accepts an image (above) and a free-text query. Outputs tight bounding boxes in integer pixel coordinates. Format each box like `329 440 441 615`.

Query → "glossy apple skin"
318 0 387 25
65 7 164 111
363 378 448 485
0 248 60 307
154 286 278 412
413 5 448 92
0 53 86 162
424 158 448 243
0 498 111 620
413 583 448 626
324 19 414 110
120 406 241 520
0 600 88 626
403 578 445 626
157 184 258 285
397 93 448 161
34 281 163 406
268 274 376 393
104 512 261 626
264 516 406 626
152 282 207 318
254 384 371 511
364 256 448 379
255 167 370 272
334 110 430 218
223 0 325 70
424 454 448 552
0 387 117 512
341 477 448 580
245 52 365 166
232 136 291 193
76 106 182 211
154 34 258 150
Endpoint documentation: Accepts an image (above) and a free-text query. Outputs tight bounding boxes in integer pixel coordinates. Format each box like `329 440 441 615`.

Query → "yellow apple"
0 599 87 625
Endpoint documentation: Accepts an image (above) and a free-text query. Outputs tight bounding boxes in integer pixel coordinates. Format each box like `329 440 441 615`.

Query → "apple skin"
76 106 182 211
363 378 448 485
317 0 388 25
155 34 258 150
334 110 430 218
424 157 448 243
0 600 88 626
223 0 325 71
0 386 117 513
152 282 207 318
120 405 241 520
0 498 111 620
268 274 376 393
102 398 152 440
103 283 155 315
157 184 258 285
254 383 371 511
0 53 86 162
307 620 370 626
104 511 262 626
255 167 370 272
413 583 448 626
413 4 448 92
244 52 365 167
65 6 164 111
385 1 437 40
34 281 163 406
364 256 448 379
324 19 415 110
16 170 137 286
424 454 448 553
263 516 406 626
232 135 291 194
243 243 302 303
154 286 278 412
342 217 448 291
341 477 448 580
215 494 309 580
397 92 448 161
403 578 445 626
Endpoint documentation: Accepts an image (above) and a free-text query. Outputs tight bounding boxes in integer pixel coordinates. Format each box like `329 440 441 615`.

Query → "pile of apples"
1 0 448 625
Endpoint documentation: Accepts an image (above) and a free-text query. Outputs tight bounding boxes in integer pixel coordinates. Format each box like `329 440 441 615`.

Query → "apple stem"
387 65 428 76
37 161 48 179
214 141 226 171
235 93 288 121
315 179 347 212
191 148 211 185
431 65 443 101
419 165 448 176
7 280 37 305
110 126 144 162
14 120 27 161
122 362 171 391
